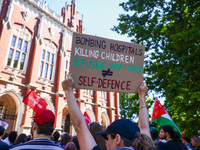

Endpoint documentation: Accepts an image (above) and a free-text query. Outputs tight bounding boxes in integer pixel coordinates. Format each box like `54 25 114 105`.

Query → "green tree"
120 93 154 121
113 0 200 137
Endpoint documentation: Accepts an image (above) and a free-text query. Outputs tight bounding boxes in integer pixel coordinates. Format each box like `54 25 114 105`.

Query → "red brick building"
0 0 120 135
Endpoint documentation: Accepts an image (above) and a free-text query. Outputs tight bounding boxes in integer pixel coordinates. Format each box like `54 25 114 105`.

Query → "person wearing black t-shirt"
159 125 184 150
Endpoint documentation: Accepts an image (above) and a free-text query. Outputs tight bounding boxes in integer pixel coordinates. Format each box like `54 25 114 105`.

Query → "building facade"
0 0 120 135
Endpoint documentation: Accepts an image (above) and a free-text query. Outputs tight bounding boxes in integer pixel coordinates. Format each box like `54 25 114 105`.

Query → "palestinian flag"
151 97 181 135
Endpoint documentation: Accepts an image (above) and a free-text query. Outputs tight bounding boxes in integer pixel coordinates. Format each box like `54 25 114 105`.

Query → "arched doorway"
101 112 110 129
62 107 72 134
0 94 18 133
85 108 95 122
64 114 70 133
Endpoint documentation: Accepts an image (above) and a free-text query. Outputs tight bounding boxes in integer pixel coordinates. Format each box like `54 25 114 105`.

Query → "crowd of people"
0 75 199 150
150 124 200 150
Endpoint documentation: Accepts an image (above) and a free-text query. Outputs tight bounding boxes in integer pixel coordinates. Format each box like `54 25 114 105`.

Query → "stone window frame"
39 40 57 82
6 25 31 73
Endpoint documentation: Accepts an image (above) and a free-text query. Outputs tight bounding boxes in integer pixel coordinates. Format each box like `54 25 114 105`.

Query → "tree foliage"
120 93 154 121
114 0 200 137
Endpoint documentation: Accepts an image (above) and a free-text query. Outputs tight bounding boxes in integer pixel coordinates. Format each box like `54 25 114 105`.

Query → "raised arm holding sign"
62 74 155 150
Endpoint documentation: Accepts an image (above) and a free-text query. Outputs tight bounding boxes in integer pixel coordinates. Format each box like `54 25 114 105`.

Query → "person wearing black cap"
10 109 63 150
62 74 156 150
96 119 141 150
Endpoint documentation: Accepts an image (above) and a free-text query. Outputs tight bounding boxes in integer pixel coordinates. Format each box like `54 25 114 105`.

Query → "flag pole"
152 97 182 135
150 97 157 124
165 109 182 135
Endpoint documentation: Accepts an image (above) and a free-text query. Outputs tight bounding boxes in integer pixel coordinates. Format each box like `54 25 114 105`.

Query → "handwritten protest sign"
70 32 145 93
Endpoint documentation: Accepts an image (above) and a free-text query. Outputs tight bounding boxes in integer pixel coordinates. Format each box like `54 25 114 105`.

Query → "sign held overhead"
70 32 145 93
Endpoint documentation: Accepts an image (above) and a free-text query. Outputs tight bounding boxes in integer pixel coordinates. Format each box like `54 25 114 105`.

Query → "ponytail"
111 132 157 150
132 132 156 150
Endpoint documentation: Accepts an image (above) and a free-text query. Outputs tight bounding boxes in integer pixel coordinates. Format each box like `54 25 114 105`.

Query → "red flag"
151 97 166 120
84 112 91 125
151 97 181 135
23 89 47 112
182 133 186 138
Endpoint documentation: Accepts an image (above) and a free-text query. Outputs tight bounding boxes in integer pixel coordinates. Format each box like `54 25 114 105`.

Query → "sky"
45 0 164 105
46 0 131 42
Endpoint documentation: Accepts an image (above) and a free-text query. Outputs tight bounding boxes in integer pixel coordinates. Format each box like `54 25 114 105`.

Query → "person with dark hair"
159 125 183 150
88 122 106 150
27 135 32 141
53 131 60 144
2 133 10 146
13 133 27 145
0 125 9 150
58 132 71 149
10 109 63 150
62 74 156 150
150 124 160 150
191 135 200 150
1 132 8 140
72 136 80 150
150 124 159 142
8 131 17 147
64 142 77 150
181 137 192 150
